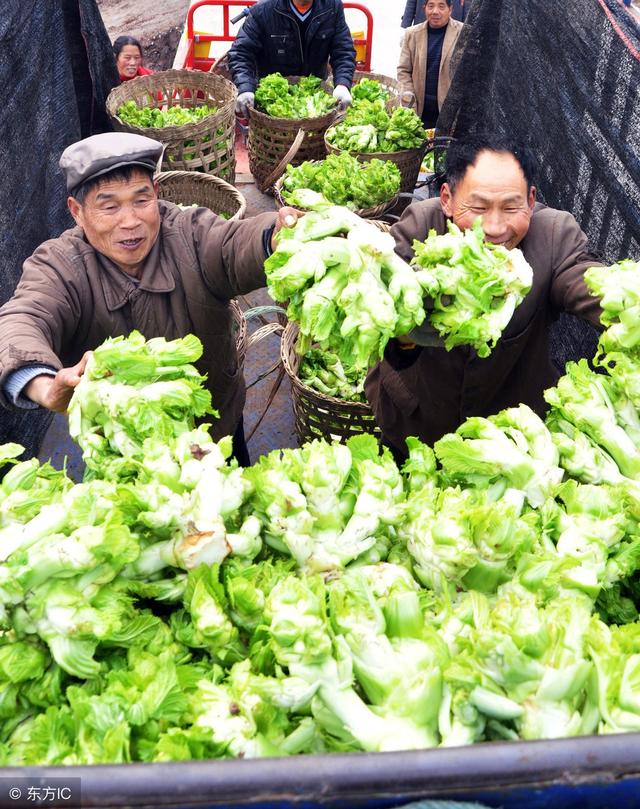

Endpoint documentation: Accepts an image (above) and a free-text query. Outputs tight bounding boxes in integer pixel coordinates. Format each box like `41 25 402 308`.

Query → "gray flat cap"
59 132 164 193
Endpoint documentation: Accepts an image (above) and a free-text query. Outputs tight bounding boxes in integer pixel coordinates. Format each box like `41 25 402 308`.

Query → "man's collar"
96 232 175 311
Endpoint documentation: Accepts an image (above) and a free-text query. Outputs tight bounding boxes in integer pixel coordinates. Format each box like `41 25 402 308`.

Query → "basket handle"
244 305 288 349
262 128 306 191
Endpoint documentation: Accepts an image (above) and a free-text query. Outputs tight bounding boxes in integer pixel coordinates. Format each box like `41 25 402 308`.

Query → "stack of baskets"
106 70 237 183
247 76 338 193
156 171 247 221
272 172 399 219
325 70 429 194
281 323 381 446
325 133 429 195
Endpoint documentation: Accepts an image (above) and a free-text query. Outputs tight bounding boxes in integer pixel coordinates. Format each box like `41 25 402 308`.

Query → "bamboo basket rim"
230 299 248 361
106 69 237 139
156 170 247 221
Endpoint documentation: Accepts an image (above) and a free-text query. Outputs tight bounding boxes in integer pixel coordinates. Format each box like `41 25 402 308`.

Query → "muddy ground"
96 0 189 69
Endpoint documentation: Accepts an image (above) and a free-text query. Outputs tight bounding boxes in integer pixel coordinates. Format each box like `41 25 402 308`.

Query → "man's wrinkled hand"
271 206 303 249
24 352 92 412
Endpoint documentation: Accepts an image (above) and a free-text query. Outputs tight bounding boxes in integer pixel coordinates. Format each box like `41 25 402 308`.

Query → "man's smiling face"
67 170 160 277
440 150 536 249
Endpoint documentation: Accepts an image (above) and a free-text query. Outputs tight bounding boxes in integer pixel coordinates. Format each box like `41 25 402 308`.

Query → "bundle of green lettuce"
255 72 335 119
410 219 534 357
117 101 218 128
264 190 427 371
299 348 367 401
68 331 216 481
326 100 426 152
351 78 390 105
281 152 401 211
582 260 640 412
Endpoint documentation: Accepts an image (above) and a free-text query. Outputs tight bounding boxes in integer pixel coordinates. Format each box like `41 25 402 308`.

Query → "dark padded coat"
229 0 356 94
364 199 603 459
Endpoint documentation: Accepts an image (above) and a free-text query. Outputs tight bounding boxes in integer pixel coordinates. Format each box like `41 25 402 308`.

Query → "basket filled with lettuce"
324 99 429 192
248 73 339 192
264 190 428 443
106 69 237 182
273 151 401 218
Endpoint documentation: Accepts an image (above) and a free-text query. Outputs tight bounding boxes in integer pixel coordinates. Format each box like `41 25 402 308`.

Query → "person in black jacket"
229 0 356 116
401 0 466 26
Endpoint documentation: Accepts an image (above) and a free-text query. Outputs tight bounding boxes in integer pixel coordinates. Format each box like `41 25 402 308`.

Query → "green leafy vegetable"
282 152 400 210
255 73 335 119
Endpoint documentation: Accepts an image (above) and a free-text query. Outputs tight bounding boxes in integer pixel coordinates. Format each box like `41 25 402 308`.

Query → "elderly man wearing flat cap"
0 132 299 464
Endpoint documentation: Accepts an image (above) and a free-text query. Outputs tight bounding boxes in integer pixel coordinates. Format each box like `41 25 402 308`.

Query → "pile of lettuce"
117 101 218 128
7 258 640 765
264 191 428 372
351 78 390 105
255 73 335 119
326 100 426 153
410 219 534 357
281 152 400 211
299 348 367 402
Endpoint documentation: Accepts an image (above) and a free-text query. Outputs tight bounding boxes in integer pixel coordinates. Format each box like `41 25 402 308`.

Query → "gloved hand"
332 84 352 111
235 91 255 117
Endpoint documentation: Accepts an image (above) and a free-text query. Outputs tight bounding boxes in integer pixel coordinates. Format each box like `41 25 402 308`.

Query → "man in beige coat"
398 0 464 128
0 133 298 465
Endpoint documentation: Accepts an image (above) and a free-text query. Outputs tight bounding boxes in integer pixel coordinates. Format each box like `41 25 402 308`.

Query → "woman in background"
113 35 153 82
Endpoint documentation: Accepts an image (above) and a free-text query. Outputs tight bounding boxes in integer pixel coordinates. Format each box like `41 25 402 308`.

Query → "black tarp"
0 0 119 456
438 0 640 370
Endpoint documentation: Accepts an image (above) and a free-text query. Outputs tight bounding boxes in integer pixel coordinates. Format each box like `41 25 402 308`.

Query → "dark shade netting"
0 0 119 458
438 0 640 371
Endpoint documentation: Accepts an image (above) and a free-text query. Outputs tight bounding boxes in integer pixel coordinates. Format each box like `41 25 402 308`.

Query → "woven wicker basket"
272 173 398 219
281 323 381 446
156 171 246 221
230 299 248 368
106 70 237 182
352 70 403 108
324 134 428 194
247 77 338 193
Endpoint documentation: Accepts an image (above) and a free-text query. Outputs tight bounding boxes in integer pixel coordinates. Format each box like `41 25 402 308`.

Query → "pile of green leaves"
281 152 400 211
351 78 390 105
255 73 335 119
326 100 426 153
411 219 534 357
10 259 640 764
299 348 366 402
264 191 427 372
117 101 218 128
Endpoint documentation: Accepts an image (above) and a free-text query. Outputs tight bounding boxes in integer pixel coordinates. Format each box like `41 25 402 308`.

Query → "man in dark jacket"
229 0 356 117
0 133 299 465
364 134 603 461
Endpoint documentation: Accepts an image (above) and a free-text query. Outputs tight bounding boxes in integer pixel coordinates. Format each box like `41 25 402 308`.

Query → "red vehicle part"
181 0 373 72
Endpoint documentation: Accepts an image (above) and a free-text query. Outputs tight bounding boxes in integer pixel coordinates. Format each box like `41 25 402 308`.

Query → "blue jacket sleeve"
401 0 417 27
228 11 264 94
329 1 356 88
